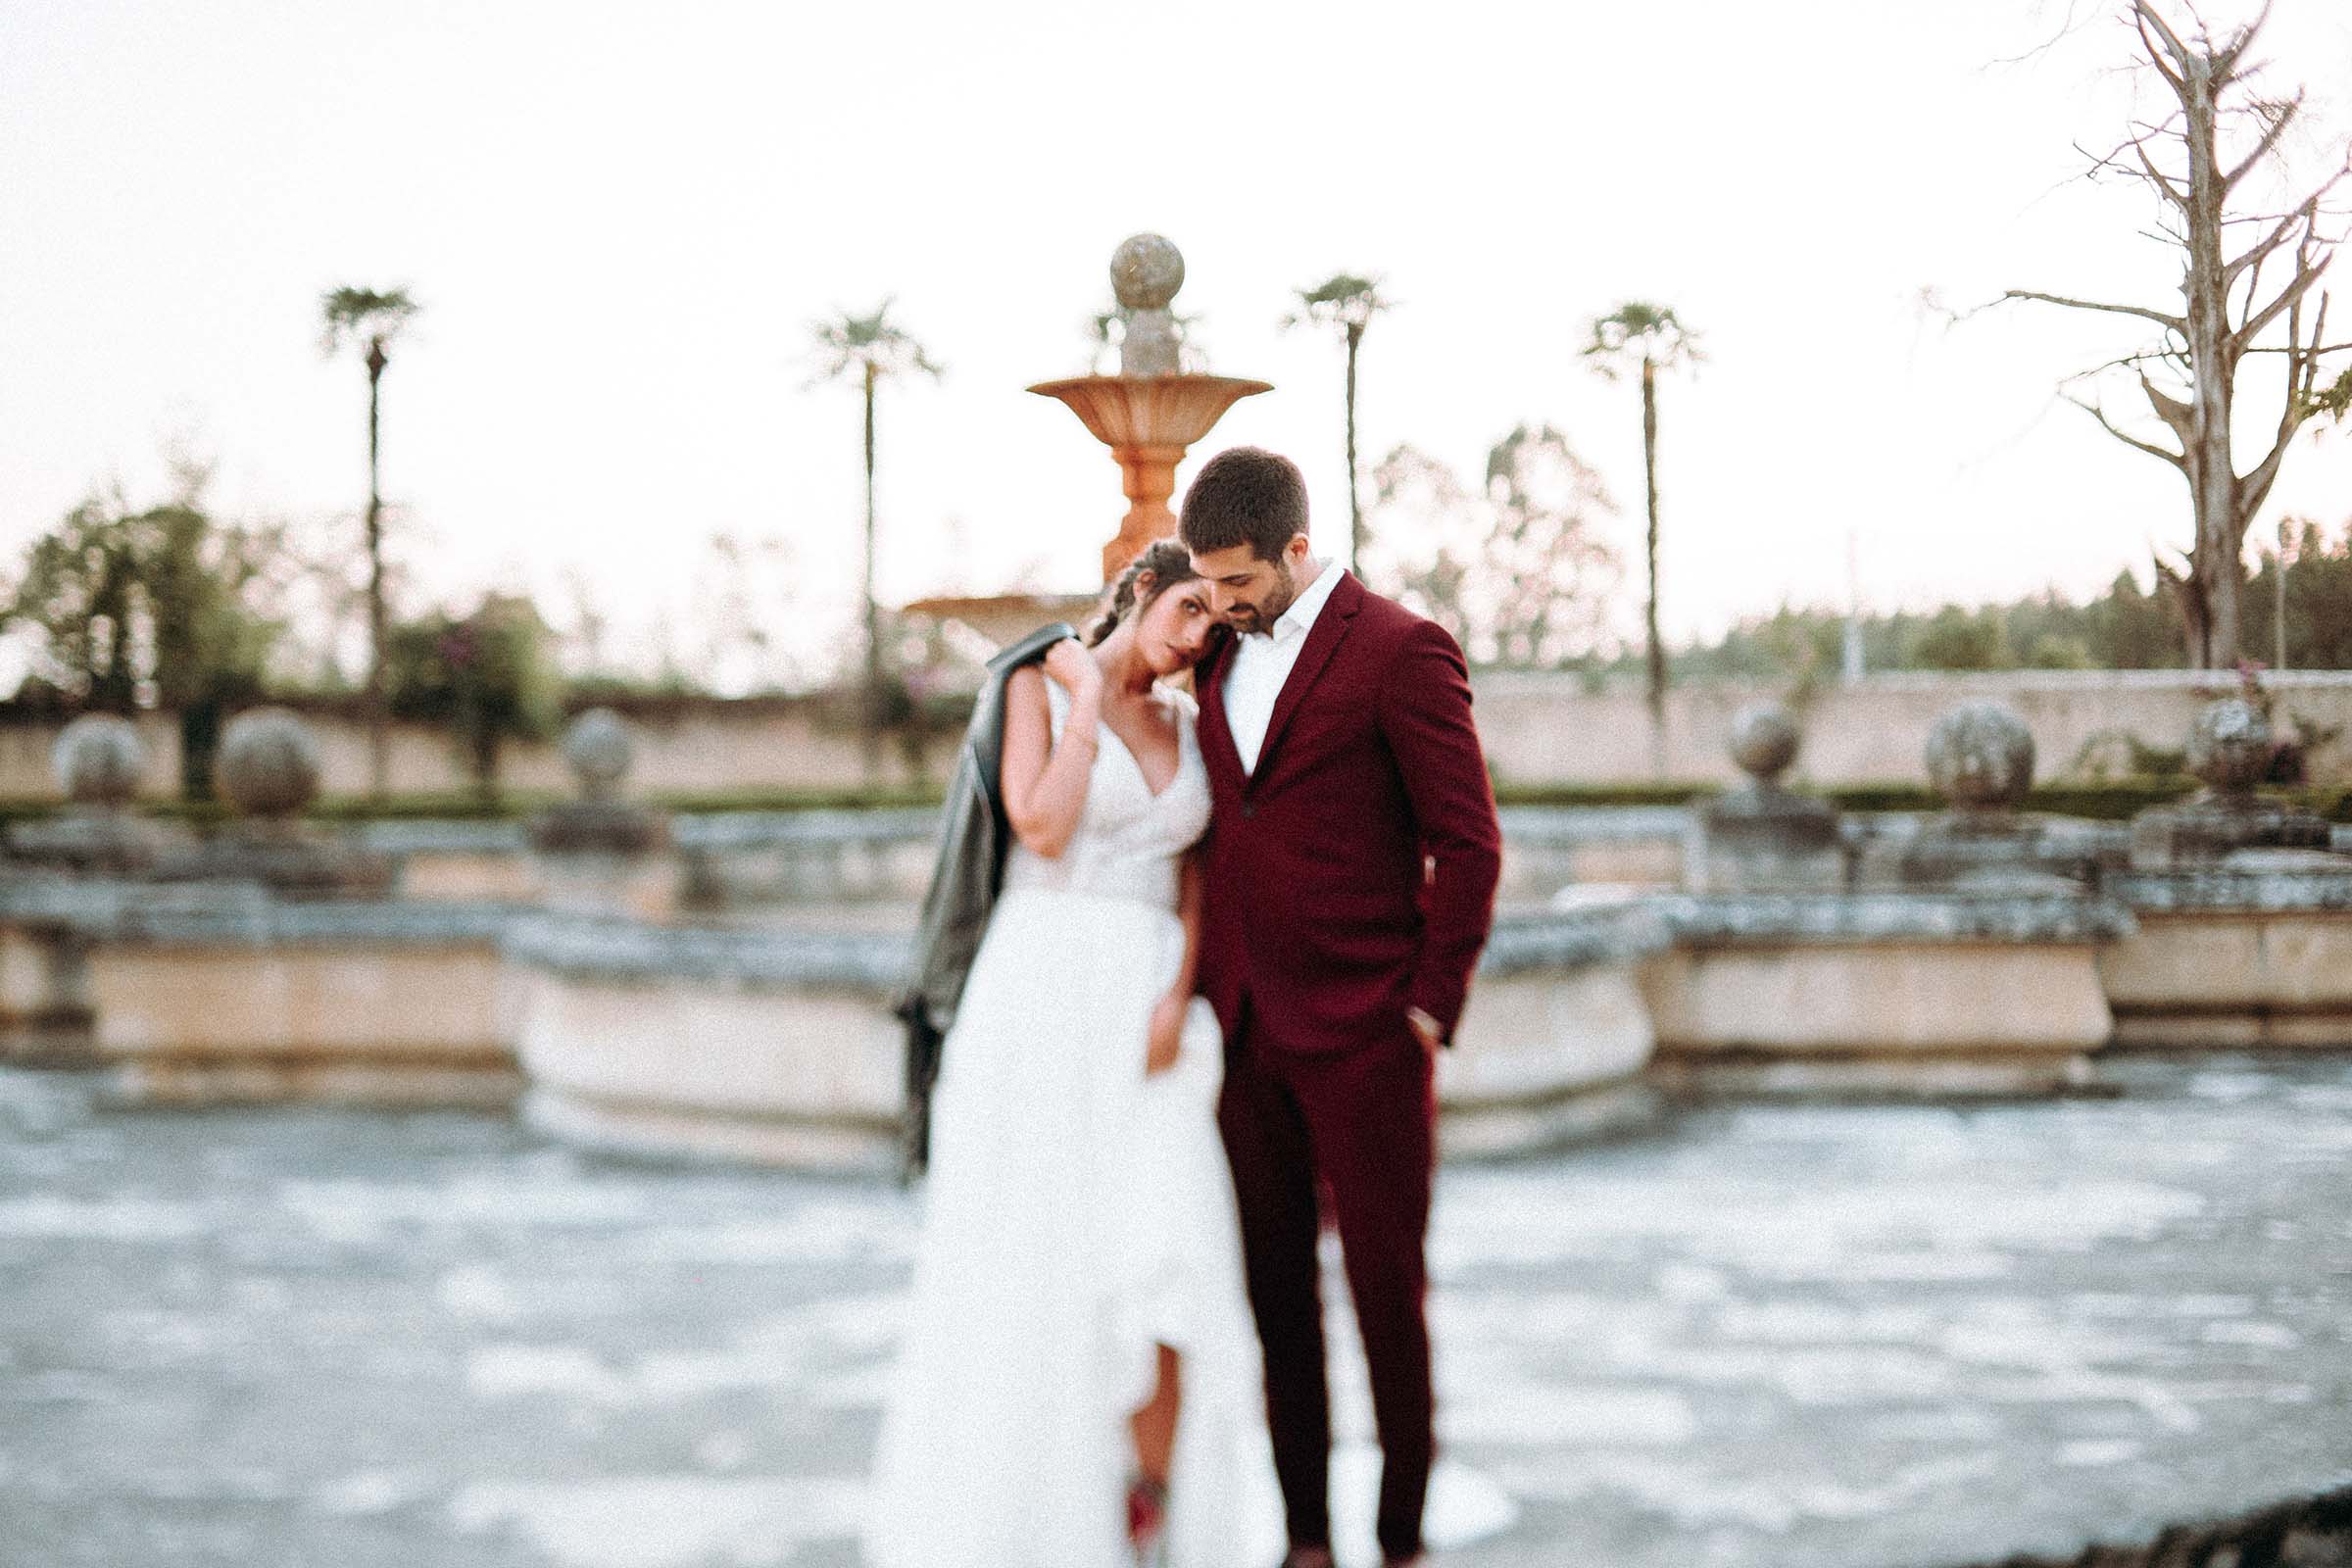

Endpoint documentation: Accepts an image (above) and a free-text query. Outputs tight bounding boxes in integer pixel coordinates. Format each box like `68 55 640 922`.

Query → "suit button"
1243 802 1256 819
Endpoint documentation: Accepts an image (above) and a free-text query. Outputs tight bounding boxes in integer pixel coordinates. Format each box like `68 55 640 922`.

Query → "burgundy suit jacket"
1195 570 1502 1054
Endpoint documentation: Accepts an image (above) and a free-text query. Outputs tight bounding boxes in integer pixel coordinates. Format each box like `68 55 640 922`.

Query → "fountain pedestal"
1030 373 1273 580
1031 234 1270 583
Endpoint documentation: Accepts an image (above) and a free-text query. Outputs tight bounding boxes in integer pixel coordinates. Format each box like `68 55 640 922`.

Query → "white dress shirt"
1222 561 1343 775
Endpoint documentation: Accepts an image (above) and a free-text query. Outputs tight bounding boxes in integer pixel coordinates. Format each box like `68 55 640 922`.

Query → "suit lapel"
1197 637 1248 798
1250 570 1361 789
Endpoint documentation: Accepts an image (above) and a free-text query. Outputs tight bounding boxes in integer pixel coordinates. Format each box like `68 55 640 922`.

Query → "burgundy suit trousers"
1217 997 1437 1563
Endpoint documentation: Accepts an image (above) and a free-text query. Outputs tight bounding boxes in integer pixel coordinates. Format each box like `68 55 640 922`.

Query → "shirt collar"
1269 561 1343 645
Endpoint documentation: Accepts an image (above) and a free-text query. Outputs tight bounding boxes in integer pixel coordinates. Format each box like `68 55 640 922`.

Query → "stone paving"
3 1053 2349 1568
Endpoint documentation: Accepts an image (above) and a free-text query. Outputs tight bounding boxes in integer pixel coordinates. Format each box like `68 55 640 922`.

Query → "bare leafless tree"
1365 430 1619 668
2007 1 2349 667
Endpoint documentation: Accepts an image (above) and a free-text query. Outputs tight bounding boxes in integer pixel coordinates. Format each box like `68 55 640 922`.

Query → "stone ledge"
1494 805 1694 844
671 808 942 848
1480 902 1674 975
2106 867 2352 912
0 875 520 945
350 819 532 855
503 913 910 993
1653 891 2137 948
1651 1052 2103 1100
24 890 513 948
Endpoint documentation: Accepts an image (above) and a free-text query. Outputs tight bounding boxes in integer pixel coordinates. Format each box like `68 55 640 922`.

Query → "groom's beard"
1226 567 1300 636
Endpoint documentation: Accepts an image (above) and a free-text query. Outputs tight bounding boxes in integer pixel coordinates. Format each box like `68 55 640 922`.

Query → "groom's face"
1192 534 1310 636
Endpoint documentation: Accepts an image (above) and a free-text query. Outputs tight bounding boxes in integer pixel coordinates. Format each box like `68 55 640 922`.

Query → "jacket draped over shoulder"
894 621 1076 1177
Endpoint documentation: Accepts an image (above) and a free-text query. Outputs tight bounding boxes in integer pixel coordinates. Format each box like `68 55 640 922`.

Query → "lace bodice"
1001 681 1210 912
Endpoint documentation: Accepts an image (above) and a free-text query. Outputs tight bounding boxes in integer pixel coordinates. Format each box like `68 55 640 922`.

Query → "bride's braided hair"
1086 538 1201 648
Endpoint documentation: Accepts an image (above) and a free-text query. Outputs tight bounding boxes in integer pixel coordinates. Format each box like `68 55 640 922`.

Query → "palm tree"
1583 303 1700 741
810 301 943 771
319 285 420 799
1281 274 1392 571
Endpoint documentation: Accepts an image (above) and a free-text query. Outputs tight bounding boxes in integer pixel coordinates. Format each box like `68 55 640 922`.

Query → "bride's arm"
1000 648 1101 859
1171 852 1202 1001
1144 853 1200 1075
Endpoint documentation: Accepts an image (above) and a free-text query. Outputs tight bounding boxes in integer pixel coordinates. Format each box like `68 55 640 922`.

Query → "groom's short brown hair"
1180 447 1309 563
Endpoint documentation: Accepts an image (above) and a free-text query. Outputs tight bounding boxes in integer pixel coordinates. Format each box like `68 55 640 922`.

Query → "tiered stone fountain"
1030 233 1271 581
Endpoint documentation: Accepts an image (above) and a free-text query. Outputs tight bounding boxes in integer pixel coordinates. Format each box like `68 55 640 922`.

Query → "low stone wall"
2098 868 2352 1048
0 883 520 1104
504 916 911 1174
1475 669 2352 787
500 901 1681 1173
10 828 2352 1172
1638 892 2132 1096
1436 902 1672 1155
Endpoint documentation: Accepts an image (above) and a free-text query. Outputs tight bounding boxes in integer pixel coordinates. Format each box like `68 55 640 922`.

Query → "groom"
1180 447 1502 1568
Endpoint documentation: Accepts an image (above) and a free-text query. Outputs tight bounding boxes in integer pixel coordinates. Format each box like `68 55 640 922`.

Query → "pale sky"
4 0 2348 687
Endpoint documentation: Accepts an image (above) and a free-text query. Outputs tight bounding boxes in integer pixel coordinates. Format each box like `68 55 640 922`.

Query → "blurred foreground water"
2 1054 2348 1568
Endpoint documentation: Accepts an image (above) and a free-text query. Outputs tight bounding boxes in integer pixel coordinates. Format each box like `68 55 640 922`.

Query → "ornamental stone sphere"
1109 233 1185 312
216 707 322 819
1727 703 1801 785
563 708 634 800
2186 697 2274 795
53 713 145 808
1925 701 2035 811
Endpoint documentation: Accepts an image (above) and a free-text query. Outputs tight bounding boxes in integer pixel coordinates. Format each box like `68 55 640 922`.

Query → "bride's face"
1134 577 1219 675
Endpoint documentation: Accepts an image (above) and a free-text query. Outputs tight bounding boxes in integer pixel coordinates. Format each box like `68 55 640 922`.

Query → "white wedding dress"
864 682 1282 1568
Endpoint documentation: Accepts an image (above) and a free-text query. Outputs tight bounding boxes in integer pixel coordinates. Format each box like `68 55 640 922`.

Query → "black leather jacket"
895 621 1076 1180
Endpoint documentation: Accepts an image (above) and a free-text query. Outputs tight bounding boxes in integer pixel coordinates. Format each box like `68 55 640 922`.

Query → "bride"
865 540 1279 1568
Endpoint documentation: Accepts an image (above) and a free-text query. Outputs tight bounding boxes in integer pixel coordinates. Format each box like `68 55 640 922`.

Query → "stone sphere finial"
54 714 145 808
1727 703 1801 786
2186 696 2273 796
1926 701 2035 811
1110 233 1185 312
216 707 322 819
563 708 634 801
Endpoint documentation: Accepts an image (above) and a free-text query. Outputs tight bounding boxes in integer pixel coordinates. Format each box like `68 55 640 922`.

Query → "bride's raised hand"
1145 992 1186 1076
1042 638 1102 699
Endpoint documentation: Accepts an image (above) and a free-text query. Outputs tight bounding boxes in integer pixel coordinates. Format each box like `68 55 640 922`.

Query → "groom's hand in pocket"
1406 1006 1445 1056
1145 993 1187 1076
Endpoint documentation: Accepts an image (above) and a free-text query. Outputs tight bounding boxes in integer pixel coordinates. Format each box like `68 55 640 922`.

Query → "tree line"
1648 516 2352 684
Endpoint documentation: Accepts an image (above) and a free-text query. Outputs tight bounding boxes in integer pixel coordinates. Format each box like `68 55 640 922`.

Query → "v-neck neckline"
1102 707 1184 801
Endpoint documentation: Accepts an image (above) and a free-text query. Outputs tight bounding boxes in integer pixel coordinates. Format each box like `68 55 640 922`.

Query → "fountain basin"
60 892 518 1105
506 914 909 1174
1440 901 1671 1155
2099 867 2352 1048
502 902 1673 1174
1029 374 1272 578
1637 892 2133 1096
